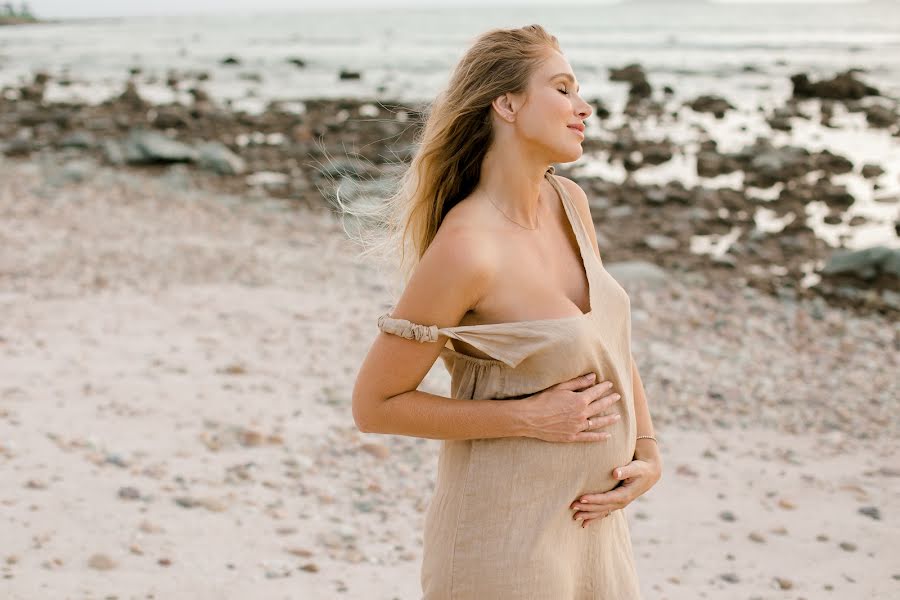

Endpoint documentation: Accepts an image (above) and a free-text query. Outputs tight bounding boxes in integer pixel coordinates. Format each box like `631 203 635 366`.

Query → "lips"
568 123 585 132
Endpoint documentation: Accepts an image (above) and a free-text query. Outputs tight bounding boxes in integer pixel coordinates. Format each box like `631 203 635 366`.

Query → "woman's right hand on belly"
516 373 622 443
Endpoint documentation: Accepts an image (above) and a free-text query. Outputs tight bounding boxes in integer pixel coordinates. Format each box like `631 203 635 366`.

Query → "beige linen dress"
376 166 642 599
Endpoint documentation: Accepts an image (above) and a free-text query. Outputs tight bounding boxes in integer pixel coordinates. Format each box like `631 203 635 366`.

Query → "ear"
491 92 517 123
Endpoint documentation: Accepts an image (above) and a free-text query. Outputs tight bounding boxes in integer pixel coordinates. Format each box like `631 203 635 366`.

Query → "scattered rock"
790 70 879 100
87 553 117 570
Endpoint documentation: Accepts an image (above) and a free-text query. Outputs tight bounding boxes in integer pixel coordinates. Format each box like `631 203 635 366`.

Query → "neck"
476 148 549 229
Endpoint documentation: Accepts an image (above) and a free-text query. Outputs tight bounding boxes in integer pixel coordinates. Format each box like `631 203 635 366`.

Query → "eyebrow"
550 72 580 92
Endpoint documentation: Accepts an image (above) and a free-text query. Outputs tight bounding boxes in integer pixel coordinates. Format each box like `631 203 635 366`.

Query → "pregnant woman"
350 24 662 599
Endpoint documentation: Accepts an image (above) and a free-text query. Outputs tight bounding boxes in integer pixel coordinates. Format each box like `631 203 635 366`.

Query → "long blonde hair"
329 24 560 291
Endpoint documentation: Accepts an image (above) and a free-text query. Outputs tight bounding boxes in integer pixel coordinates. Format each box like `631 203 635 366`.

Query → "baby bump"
465 423 634 516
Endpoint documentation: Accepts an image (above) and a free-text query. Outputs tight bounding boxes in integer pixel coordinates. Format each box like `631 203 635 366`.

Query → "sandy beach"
0 153 897 599
1 4 899 597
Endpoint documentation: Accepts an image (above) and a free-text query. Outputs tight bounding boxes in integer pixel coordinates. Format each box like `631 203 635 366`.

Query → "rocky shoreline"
1 65 898 316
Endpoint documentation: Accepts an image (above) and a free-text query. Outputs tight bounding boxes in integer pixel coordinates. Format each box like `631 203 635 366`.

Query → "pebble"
778 498 796 510
748 531 765 543
87 553 117 570
774 576 794 590
858 506 880 520
117 486 141 500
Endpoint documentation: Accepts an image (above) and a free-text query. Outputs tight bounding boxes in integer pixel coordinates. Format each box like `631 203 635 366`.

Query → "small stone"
778 498 795 510
118 486 141 501
676 464 698 477
286 547 313 558
88 553 117 570
719 510 736 522
240 429 263 447
139 520 164 534
839 541 857 552
158 557 172 566
25 479 46 490
748 531 765 543
858 506 880 520
299 562 319 573
774 576 793 590
720 572 739 583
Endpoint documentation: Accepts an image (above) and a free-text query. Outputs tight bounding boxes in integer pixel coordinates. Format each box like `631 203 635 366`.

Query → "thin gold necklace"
486 189 540 231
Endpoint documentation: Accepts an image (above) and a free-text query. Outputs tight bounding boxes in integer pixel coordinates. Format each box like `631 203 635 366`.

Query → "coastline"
1 64 898 317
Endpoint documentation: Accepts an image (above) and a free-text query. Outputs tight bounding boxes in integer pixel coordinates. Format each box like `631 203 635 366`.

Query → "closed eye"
558 88 569 96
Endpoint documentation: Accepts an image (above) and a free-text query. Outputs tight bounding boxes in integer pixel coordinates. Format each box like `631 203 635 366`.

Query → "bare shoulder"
554 175 602 261
391 206 498 328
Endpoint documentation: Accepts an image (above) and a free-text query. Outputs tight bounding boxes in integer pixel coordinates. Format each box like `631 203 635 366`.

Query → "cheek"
520 96 569 139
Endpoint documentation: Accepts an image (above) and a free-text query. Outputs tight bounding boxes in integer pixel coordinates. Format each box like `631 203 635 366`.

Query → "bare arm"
352 224 528 440
630 354 660 463
559 176 661 463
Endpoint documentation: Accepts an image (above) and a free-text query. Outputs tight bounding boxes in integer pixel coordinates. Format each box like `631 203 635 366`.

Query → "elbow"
351 393 382 434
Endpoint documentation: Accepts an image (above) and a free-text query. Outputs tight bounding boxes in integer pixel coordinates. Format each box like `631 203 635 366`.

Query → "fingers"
570 430 611 443
571 508 616 527
583 410 621 431
556 372 602 392
579 486 628 505
583 382 621 412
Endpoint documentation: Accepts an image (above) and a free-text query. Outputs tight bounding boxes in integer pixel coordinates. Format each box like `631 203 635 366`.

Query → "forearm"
358 389 527 441
631 355 660 462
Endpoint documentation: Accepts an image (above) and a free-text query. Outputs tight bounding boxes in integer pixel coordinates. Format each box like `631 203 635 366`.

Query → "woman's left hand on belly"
569 456 662 528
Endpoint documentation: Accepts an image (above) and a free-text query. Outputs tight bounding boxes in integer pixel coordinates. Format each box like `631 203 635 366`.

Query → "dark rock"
151 107 189 129
608 63 646 85
59 130 96 149
860 163 884 178
790 70 879 100
339 69 361 80
820 246 900 280
812 149 853 175
864 104 899 128
118 80 148 111
122 129 197 164
221 56 241 66
592 99 610 120
687 95 735 118
196 141 246 175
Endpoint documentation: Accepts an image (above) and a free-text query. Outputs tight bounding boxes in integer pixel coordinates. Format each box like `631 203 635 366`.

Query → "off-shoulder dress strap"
376 313 442 343
376 311 561 369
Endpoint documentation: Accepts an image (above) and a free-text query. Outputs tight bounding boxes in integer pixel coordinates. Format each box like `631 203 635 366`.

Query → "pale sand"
1 156 897 599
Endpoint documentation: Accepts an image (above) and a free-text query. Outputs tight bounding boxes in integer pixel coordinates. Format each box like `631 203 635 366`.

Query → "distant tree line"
2 2 34 18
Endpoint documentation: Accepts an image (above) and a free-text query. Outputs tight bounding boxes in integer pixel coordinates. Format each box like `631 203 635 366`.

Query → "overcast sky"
18 0 878 19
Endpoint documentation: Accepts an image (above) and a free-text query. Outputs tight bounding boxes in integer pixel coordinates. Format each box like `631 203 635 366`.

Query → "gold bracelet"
636 435 657 444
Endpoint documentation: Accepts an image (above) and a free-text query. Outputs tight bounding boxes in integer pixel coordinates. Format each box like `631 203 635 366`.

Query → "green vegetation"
0 2 38 25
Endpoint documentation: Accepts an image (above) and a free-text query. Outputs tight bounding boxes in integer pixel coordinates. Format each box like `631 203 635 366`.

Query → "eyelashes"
558 88 569 96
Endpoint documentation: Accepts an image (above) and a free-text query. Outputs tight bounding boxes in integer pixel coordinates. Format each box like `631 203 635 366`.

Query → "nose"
577 99 592 120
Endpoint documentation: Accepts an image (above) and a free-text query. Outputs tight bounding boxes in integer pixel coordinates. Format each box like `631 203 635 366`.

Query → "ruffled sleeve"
377 313 441 343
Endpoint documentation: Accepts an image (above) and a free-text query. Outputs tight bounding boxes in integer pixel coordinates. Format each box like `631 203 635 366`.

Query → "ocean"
1 1 898 251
